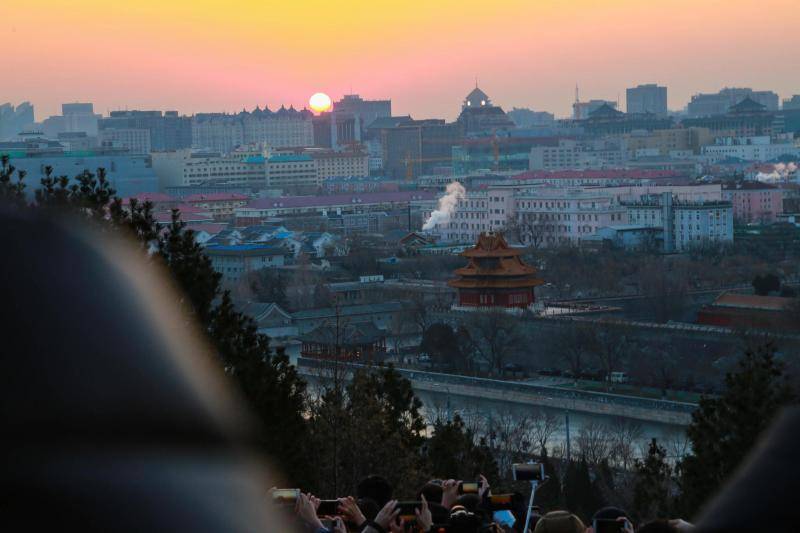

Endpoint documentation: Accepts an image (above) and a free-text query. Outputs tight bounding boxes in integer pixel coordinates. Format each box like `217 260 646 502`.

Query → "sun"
309 92 332 113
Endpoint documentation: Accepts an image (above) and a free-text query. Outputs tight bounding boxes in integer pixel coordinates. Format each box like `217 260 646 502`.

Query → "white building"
151 149 266 189
192 107 313 154
423 184 729 250
701 136 799 163
422 187 625 246
529 139 626 171
624 192 733 252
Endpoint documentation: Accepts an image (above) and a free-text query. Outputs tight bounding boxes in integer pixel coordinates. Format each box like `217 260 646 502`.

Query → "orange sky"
3 0 799 120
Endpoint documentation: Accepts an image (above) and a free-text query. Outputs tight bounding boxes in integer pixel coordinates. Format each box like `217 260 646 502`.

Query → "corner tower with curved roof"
448 232 544 309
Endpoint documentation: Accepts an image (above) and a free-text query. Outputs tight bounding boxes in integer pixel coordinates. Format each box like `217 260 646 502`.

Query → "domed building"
448 232 544 309
458 85 516 136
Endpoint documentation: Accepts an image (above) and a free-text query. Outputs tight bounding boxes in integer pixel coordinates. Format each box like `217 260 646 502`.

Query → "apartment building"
624 193 733 252
151 149 267 189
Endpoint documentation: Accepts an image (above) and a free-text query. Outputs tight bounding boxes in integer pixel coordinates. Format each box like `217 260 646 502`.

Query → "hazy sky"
4 0 799 121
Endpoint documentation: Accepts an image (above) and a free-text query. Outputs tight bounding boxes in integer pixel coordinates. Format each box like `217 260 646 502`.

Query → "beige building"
151 149 267 189
622 127 714 157
266 153 318 193
312 149 369 182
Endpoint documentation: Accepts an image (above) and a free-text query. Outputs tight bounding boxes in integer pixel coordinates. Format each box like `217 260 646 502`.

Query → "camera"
593 518 631 533
271 488 300 505
316 499 340 516
512 462 545 481
458 481 481 494
396 501 423 522
485 493 515 511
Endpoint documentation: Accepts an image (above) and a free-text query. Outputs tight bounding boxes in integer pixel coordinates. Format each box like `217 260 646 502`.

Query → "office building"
529 139 626 171
624 192 733 252
332 94 391 129
0 147 157 198
783 96 800 111
722 182 786 223
687 88 780 117
99 110 192 151
266 154 317 193
98 128 151 154
626 84 668 116
701 135 799 163
192 106 313 153
151 149 267 190
0 102 35 140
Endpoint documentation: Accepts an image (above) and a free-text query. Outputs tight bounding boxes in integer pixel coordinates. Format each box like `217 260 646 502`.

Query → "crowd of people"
274 474 694 533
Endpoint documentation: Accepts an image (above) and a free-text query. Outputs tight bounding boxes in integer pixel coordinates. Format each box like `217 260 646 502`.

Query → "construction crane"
404 153 454 181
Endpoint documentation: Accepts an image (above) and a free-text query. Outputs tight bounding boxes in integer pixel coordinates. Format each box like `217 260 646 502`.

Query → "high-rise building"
687 88 779 117
99 110 192 151
192 106 313 154
783 95 800 110
332 94 391 129
98 128 151 154
626 84 668 116
0 102 35 140
61 103 101 136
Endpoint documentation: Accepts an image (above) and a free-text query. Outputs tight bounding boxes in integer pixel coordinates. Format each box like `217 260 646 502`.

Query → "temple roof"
729 97 767 114
587 103 625 120
461 232 522 257
448 232 544 289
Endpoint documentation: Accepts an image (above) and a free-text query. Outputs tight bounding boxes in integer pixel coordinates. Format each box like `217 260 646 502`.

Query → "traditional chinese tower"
448 232 544 309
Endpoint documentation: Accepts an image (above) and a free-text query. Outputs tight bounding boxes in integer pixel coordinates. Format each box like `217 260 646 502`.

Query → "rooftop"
711 293 793 311
268 154 313 163
244 191 436 210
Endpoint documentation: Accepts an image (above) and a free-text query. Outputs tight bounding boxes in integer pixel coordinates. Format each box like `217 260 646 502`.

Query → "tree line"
1 158 797 523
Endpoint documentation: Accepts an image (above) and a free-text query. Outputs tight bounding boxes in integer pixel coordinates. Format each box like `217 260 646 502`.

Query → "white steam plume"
755 162 798 183
422 181 466 230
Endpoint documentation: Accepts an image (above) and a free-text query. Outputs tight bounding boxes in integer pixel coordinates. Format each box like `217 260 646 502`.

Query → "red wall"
458 288 534 308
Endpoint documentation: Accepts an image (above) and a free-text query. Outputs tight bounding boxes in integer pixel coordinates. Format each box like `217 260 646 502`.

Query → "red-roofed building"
448 232 544 308
121 192 176 207
512 169 682 187
697 292 798 331
185 193 249 221
234 191 437 226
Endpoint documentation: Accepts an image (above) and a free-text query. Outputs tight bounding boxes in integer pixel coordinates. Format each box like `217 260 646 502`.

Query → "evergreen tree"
0 162 311 484
419 323 463 369
632 438 673 522
563 459 603 523
425 414 498 481
678 343 796 515
307 365 429 498
533 447 562 512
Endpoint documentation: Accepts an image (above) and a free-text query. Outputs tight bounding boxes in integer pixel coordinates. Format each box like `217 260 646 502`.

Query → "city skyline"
4 0 799 120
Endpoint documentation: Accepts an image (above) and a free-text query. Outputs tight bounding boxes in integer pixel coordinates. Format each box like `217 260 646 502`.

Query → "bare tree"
590 321 631 391
551 321 597 384
607 417 643 470
529 408 561 453
466 309 525 375
575 420 612 465
507 214 549 249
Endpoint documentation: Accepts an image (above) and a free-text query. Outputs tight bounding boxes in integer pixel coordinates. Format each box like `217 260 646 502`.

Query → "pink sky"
3 0 799 120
